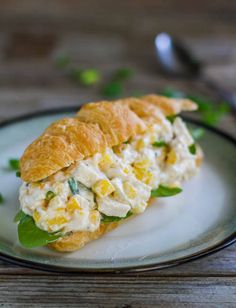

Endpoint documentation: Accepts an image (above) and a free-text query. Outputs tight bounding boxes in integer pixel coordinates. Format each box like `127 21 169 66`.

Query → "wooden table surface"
0 1 235 306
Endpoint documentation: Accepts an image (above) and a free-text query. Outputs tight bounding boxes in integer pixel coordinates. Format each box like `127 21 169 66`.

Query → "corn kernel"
47 216 68 226
123 166 131 174
133 167 153 185
133 157 151 169
89 210 100 224
99 153 114 171
166 149 177 165
67 197 81 214
92 179 115 197
150 134 157 143
135 139 145 151
33 210 41 223
123 182 137 199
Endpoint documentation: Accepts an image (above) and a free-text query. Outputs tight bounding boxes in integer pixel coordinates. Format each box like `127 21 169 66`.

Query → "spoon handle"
202 76 236 111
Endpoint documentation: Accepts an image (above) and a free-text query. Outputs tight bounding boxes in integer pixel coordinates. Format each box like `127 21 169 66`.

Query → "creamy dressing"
19 117 199 234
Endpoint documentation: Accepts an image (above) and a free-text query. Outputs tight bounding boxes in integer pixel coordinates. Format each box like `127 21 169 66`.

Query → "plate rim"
0 106 235 273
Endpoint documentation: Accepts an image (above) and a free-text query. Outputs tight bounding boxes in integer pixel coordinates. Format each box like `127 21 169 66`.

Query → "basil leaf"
55 54 71 69
113 68 134 82
190 128 205 140
166 115 177 124
18 214 62 248
152 140 167 148
151 185 182 197
45 191 56 201
14 210 27 222
68 177 79 195
8 159 20 171
101 211 132 223
79 69 101 86
0 193 4 204
189 143 197 155
160 87 185 98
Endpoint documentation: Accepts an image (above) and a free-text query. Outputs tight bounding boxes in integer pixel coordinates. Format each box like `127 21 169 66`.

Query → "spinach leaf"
152 140 167 147
188 143 197 155
68 177 79 195
18 214 62 248
101 211 132 223
151 185 182 197
14 210 27 222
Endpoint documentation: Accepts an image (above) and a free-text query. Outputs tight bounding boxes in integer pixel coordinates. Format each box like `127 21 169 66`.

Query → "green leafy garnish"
55 54 71 69
45 191 56 201
16 171 21 178
190 128 205 140
79 69 101 86
113 68 134 82
101 211 132 223
188 143 197 155
68 178 79 195
101 81 123 98
8 159 20 171
14 210 26 223
152 140 167 148
166 115 177 124
151 185 182 198
17 214 62 248
0 193 4 204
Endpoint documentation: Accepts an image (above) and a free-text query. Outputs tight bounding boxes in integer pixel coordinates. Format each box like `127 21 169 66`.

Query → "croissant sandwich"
15 95 203 252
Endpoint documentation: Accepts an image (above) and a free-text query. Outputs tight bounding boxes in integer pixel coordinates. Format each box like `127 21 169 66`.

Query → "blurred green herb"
188 143 197 155
166 114 177 123
152 140 167 148
16 171 21 178
101 82 123 98
8 159 20 171
113 68 134 82
0 193 4 204
160 87 230 126
101 211 132 223
55 54 71 69
45 191 56 201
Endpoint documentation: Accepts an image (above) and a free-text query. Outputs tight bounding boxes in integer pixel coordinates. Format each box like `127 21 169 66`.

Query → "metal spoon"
155 32 236 110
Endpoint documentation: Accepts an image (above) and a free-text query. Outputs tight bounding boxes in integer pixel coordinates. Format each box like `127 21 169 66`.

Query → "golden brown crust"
49 222 119 252
20 96 197 182
142 94 197 115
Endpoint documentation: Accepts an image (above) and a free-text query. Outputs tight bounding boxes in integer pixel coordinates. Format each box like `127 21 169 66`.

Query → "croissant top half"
20 95 197 182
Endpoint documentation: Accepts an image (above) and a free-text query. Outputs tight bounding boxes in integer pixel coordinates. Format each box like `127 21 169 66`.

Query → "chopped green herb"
151 185 182 198
166 115 177 124
0 193 4 204
152 140 167 148
101 211 132 223
45 191 56 201
113 68 134 82
55 54 71 69
8 159 20 171
188 143 197 155
124 139 130 144
17 214 62 248
16 171 21 178
68 178 79 195
79 69 101 86
160 87 185 98
101 81 123 98
190 128 205 140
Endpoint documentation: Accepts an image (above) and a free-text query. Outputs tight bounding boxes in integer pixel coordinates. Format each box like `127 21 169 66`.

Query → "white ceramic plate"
0 108 235 272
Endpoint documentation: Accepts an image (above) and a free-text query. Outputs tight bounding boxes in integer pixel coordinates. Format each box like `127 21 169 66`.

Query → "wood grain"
0 1 235 306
